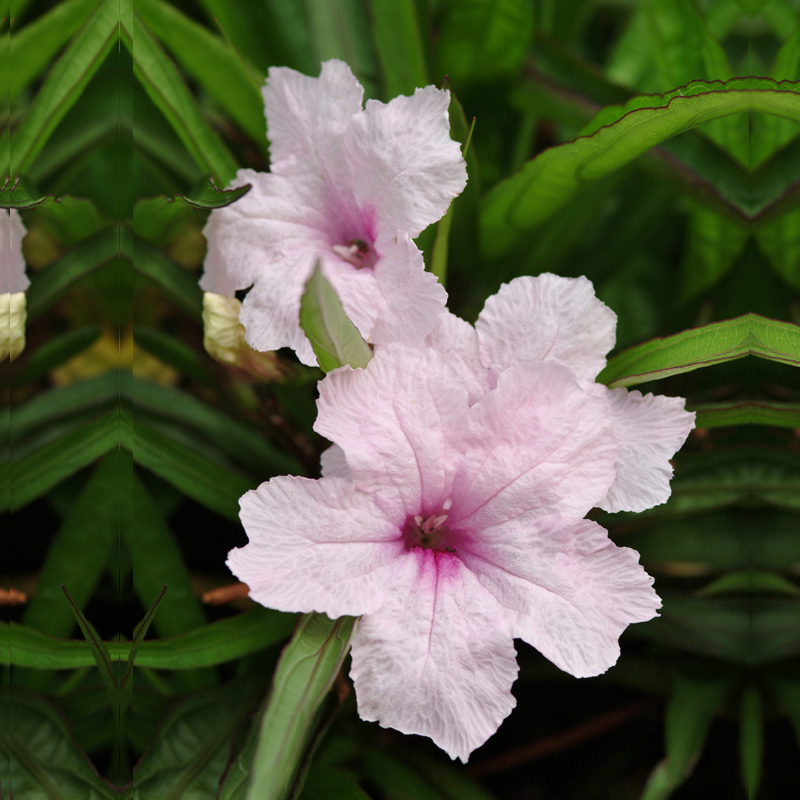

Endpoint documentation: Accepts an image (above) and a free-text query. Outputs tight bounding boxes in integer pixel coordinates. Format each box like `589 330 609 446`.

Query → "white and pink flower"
229 337 667 761
200 60 466 365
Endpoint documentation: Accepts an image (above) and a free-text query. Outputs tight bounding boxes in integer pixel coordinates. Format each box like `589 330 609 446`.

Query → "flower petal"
597 388 696 513
264 60 364 179
229 476 404 618
459 516 660 677
1 209 29 294
369 232 447 348
320 444 352 480
315 344 470 513
343 86 467 245
452 362 617 529
425 309 491 406
476 274 617 382
351 550 518 762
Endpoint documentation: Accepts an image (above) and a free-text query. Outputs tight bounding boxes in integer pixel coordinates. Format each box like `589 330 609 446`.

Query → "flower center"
332 238 376 269
403 507 457 553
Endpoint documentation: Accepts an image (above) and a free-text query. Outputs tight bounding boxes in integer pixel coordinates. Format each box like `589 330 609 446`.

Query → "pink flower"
425 274 696 512
200 60 466 365
1 209 29 294
228 344 661 761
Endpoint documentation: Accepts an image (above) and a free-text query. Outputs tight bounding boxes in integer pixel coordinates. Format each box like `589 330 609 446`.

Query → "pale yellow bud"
202 292 285 382
1 292 27 361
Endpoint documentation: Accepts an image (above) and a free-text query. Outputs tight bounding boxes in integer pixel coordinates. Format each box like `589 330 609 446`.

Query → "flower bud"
1 292 27 361
203 292 286 382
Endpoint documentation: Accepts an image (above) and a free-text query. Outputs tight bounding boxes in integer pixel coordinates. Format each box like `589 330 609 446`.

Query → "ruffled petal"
264 60 363 178
320 444 352 480
476 274 617 382
597 388 696 513
1 209 29 294
459 516 660 677
315 345 470 513
369 231 447 348
343 86 467 245
425 309 490 406
351 550 518 762
452 362 618 529
229 476 405 618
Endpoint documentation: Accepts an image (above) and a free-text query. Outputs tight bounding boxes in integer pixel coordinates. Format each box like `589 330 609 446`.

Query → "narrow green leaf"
299 764 373 800
35 194 110 244
369 0 428 98
132 237 203 320
692 400 800 428
2 373 119 444
3 607 296 671
125 586 168 679
641 670 733 800
134 0 267 144
246 614 356 800
123 473 208 639
1 0 101 102
132 420 253 519
0 688 118 799
122 11 238 185
133 325 213 383
129 378 302 476
299 263 373 372
5 408 121 512
12 326 102 385
361 750 446 800
698 571 800 596
26 224 125 320
481 79 800 258
739 686 764 800
436 0 534 84
598 314 800 388
22 453 124 639
62 586 122 714
1 0 119 175
178 178 252 209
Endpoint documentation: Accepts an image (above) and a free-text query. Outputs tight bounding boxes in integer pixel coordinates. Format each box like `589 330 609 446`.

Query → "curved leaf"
481 78 800 258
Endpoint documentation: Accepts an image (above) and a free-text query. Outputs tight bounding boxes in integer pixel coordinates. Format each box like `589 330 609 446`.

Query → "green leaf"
246 614 356 800
132 237 204 320
12 325 102 385
5 408 121 512
399 752 497 800
0 688 117 799
133 325 213 383
739 686 764 800
305 0 379 99
0 175 53 208
481 78 800 259
369 0 428 98
3 607 296 671
299 764 372 800
697 571 800 596
34 194 110 244
122 10 239 186
62 586 123 716
598 314 800 388
132 419 253 519
22 453 124 639
26 224 125 320
756 208 800 291
134 0 267 145
1 0 101 103
2 373 119 445
641 670 733 800
128 677 266 800
436 0 534 84
361 750 446 800
1 0 119 175
129 378 302 476
299 263 373 372
692 400 800 428
123 473 209 642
